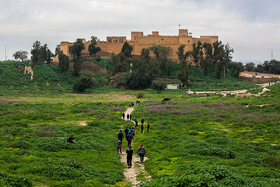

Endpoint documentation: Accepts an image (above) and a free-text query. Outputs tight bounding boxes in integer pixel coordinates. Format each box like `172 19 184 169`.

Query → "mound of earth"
69 61 108 74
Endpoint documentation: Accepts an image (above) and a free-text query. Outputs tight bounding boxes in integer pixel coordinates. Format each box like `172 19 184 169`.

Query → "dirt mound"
68 61 108 74
154 77 180 82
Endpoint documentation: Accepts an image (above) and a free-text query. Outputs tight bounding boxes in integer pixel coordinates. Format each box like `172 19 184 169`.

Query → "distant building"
167 84 180 90
54 29 218 63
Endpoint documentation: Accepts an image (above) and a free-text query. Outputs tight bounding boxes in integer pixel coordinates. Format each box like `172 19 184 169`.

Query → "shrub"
72 71 95 92
137 92 145 98
151 81 167 93
126 72 152 90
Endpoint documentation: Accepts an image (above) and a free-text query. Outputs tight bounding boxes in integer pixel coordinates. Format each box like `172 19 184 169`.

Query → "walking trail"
121 106 151 187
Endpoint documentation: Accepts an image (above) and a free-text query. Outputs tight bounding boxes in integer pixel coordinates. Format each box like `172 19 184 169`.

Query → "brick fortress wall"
54 29 218 63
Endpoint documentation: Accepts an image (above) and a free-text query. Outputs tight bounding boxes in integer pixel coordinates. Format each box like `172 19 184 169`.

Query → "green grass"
131 84 280 186
1 60 280 186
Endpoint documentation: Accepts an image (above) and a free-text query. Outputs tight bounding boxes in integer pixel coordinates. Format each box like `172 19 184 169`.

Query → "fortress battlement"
56 29 218 61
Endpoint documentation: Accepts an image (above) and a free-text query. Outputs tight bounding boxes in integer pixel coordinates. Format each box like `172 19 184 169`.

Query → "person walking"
141 123 144 134
122 113 125 119
129 114 132 120
131 127 136 137
141 118 144 125
124 127 128 139
135 118 138 129
126 146 133 168
127 133 133 147
127 113 129 120
118 128 123 143
138 144 146 163
147 123 150 132
117 140 122 154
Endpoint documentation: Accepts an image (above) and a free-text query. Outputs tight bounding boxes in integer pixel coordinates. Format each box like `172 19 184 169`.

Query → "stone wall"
55 29 218 62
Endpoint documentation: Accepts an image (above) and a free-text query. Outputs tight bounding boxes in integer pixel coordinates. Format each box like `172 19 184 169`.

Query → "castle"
56 29 218 61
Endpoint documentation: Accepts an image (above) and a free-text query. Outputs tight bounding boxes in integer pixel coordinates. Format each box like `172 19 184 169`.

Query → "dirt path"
120 106 151 186
187 81 277 97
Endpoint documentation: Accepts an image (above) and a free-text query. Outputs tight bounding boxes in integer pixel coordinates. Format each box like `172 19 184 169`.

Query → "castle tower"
179 29 189 37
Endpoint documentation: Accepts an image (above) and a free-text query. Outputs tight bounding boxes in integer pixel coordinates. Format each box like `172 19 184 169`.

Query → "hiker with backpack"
118 128 123 143
138 144 146 163
117 140 122 154
127 133 133 147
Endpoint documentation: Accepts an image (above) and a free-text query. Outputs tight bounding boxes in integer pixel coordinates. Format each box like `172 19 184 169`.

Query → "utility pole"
4 45 7 61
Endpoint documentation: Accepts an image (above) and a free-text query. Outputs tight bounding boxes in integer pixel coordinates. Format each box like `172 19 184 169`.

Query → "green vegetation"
0 58 280 186
246 60 280 74
131 84 280 186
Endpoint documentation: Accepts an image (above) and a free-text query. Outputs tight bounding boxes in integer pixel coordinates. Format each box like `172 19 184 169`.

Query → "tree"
160 57 173 77
192 41 203 66
73 71 95 92
73 57 83 76
151 80 167 93
228 61 243 78
149 44 170 61
69 39 85 76
13 51 28 61
58 51 69 72
110 72 129 88
121 42 133 59
88 36 101 60
200 42 213 76
55 44 60 56
69 39 85 58
31 41 53 67
218 43 234 79
176 45 192 87
126 72 152 90
112 53 127 75
245 62 255 72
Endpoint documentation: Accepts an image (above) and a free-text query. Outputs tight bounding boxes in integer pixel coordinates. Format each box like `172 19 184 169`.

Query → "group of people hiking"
117 126 146 167
117 100 149 168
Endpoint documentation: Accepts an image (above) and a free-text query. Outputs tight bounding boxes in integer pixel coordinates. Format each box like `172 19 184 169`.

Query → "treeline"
245 60 280 74
110 40 243 90
22 37 243 92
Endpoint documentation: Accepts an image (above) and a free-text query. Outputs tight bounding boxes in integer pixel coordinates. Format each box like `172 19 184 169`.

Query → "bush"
126 72 152 90
151 81 167 93
137 92 145 98
72 71 95 92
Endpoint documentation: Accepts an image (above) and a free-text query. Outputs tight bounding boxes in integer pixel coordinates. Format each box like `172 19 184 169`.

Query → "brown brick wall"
55 29 218 62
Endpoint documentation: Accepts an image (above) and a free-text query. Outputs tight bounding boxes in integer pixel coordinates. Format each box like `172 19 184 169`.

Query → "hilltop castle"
56 29 218 61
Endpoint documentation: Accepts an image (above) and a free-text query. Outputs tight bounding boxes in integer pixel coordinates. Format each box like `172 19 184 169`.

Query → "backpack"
138 146 146 155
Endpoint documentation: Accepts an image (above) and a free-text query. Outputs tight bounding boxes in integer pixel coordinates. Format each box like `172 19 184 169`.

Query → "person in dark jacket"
127 133 133 147
138 144 146 163
147 123 150 132
126 146 133 168
127 113 129 120
141 124 144 134
118 128 123 143
124 127 128 138
122 113 125 119
141 118 144 125
67 135 76 143
130 114 132 120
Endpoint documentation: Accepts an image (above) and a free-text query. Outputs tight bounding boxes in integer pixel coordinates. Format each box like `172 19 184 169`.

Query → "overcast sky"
0 0 279 63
